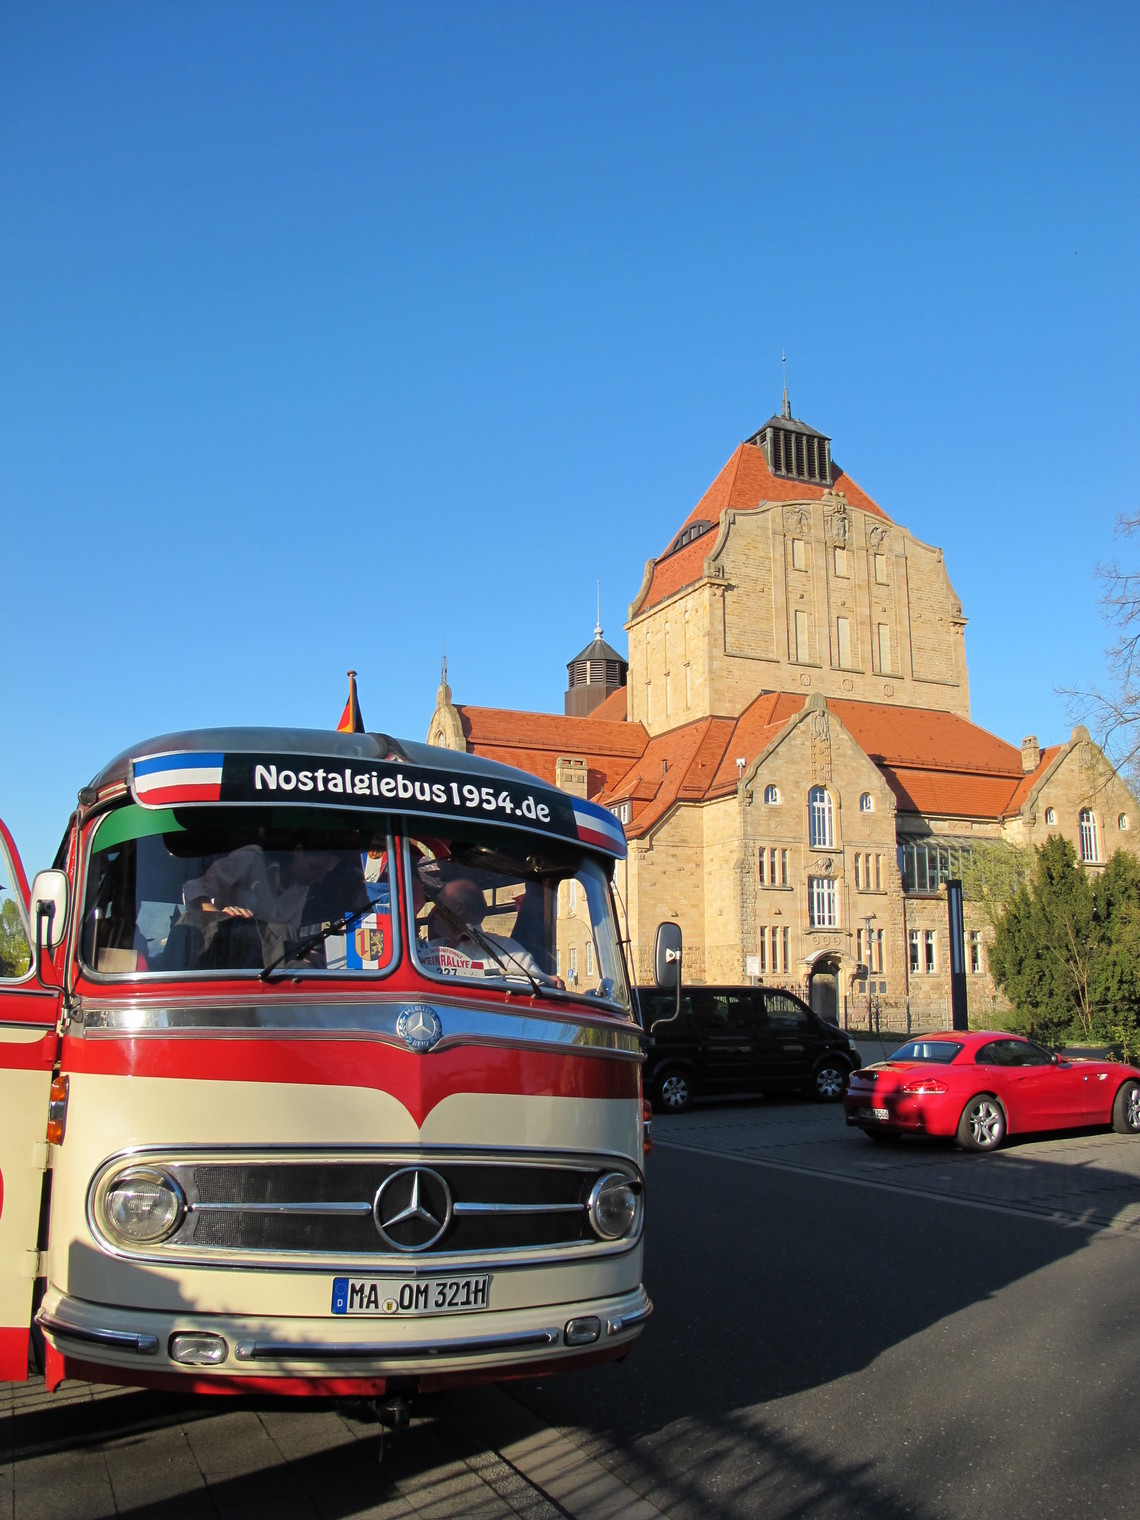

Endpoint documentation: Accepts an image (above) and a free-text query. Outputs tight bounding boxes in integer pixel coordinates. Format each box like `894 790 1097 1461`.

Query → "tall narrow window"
795 610 809 663
808 877 838 928
836 617 851 668
1079 810 1100 863
854 853 863 891
770 925 780 971
782 926 789 970
834 546 849 577
877 623 891 675
758 931 767 972
924 931 936 974
909 930 920 974
809 787 834 849
779 848 788 886
874 854 882 891
874 553 888 584
969 931 982 974
791 538 806 571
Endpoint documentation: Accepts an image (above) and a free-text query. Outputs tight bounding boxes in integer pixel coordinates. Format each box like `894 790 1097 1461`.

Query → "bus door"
0 821 62 1380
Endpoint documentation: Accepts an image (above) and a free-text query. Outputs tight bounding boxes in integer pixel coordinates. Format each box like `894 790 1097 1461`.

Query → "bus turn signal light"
46 1074 69 1145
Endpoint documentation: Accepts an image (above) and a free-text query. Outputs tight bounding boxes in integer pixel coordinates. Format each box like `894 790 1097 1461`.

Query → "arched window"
1044 807 1056 825
859 792 873 813
1119 814 1130 832
1079 809 1100 863
809 786 834 849
764 784 779 805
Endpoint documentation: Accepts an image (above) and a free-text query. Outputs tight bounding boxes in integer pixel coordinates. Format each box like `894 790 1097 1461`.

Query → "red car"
844 1032 1140 1151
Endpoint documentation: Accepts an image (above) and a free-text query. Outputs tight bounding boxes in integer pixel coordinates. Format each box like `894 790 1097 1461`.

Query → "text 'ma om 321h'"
0 727 652 1397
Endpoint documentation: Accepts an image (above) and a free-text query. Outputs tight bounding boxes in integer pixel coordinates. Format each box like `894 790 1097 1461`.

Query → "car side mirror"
31 869 69 952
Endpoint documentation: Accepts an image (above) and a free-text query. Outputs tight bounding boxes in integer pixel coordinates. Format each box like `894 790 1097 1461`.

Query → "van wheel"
653 1070 693 1113
812 1060 850 1102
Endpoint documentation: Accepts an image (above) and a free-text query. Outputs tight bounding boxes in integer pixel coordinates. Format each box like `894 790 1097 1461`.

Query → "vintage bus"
0 728 650 1402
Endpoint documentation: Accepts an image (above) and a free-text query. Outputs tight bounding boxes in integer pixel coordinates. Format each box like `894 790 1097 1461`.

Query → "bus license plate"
331 1275 491 1316
859 1106 890 1121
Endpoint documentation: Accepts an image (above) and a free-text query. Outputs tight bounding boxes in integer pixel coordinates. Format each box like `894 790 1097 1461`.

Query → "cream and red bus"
0 727 649 1401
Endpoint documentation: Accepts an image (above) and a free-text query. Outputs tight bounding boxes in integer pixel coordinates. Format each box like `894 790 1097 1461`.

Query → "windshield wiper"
426 899 544 996
259 901 372 983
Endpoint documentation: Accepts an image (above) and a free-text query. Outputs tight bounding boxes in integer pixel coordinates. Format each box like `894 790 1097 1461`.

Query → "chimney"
1021 736 1041 773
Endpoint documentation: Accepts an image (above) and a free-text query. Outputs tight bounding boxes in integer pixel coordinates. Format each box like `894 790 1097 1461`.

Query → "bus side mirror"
653 922 682 989
650 922 683 1035
31 870 69 952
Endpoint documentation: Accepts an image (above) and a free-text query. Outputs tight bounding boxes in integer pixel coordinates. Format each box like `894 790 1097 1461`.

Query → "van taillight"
46 1075 69 1145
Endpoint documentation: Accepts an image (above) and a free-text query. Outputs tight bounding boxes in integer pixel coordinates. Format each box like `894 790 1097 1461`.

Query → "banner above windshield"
129 750 627 859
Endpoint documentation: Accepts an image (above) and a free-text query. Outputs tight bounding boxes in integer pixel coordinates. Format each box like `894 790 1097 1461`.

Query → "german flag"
337 670 364 733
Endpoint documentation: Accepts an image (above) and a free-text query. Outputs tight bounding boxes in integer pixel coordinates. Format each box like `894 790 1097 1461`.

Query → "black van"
638 985 861 1112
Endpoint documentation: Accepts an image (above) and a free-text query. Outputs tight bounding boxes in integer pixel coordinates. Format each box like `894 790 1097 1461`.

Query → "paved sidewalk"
0 1374 666 1519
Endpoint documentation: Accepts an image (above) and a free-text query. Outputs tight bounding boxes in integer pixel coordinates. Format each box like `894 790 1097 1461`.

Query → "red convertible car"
844 1032 1140 1151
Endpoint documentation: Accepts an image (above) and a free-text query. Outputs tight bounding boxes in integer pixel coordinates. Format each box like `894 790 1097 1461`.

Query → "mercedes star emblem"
373 1167 452 1251
396 1004 443 1053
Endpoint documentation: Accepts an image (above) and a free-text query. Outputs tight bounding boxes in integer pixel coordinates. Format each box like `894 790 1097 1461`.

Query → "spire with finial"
438 645 451 705
781 350 791 420
594 580 603 641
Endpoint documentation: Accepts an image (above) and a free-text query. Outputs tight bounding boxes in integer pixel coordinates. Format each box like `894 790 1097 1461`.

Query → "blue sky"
2 1 1138 876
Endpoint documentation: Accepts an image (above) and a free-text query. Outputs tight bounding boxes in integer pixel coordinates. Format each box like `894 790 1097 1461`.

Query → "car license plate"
859 1106 890 1121
331 1275 491 1316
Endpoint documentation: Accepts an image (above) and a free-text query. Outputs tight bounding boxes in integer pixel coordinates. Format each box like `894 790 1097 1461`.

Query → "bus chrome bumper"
37 1285 652 1376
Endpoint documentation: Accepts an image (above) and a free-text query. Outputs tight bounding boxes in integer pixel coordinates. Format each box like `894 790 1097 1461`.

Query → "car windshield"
407 829 629 1010
888 1040 963 1064
80 804 394 977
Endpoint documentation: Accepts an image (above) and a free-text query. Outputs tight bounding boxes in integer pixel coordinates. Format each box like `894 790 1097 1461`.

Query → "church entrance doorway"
810 956 841 1025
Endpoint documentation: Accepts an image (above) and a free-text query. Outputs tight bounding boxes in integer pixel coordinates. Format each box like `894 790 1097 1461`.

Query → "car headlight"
101 1167 186 1245
586 1171 642 1241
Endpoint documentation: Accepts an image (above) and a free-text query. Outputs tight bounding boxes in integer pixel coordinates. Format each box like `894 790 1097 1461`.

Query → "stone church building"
427 395 1140 1028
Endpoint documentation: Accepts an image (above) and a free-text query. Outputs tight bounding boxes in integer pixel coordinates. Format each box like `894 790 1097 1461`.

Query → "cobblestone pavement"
0 1374 666 1519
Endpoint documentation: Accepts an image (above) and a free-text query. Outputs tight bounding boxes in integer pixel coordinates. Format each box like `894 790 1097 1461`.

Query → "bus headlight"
586 1172 642 1241
101 1167 186 1245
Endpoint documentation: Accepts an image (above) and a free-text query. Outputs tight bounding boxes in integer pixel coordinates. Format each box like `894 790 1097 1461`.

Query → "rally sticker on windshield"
129 750 627 858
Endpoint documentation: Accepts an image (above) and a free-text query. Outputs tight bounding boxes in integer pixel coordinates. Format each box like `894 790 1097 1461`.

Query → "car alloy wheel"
1112 1080 1140 1135
957 1096 1005 1152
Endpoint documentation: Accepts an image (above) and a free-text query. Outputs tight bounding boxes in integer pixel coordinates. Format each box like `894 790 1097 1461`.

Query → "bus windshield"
80 805 394 978
408 829 629 1009
78 803 631 1010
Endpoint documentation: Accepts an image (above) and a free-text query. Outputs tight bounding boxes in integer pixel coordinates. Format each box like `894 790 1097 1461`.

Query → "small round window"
859 793 873 813
764 785 779 805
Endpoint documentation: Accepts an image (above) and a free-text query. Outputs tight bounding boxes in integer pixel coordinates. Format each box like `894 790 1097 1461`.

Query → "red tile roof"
639 442 890 613
454 704 646 798
454 691 1053 835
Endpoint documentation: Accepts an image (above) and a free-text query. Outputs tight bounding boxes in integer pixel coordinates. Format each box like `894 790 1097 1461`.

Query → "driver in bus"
421 875 560 987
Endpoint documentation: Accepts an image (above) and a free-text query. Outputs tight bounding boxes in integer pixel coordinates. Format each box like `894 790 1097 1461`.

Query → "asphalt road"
6 1094 1140 1518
